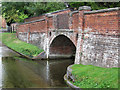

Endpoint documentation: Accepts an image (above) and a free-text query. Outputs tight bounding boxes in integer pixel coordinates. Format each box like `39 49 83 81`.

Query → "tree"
2 2 30 26
68 2 120 10
2 2 119 26
24 2 66 16
2 2 66 25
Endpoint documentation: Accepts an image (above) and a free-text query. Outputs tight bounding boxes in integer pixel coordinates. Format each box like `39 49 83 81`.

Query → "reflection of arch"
49 35 76 58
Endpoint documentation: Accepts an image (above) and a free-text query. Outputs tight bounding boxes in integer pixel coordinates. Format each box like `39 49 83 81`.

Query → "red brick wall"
18 20 46 33
24 9 70 22
72 13 79 31
24 15 45 22
17 8 119 36
48 17 54 30
17 9 71 35
118 10 120 33
17 24 29 32
84 11 119 35
30 20 46 32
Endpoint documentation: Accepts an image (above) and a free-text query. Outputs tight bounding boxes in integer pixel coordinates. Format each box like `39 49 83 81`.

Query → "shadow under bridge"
48 35 76 59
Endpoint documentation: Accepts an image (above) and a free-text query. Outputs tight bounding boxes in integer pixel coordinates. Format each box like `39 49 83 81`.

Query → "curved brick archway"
48 35 76 59
49 32 77 47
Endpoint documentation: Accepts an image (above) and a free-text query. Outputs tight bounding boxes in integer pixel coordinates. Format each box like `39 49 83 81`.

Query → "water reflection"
46 61 49 81
0 41 74 88
2 56 74 88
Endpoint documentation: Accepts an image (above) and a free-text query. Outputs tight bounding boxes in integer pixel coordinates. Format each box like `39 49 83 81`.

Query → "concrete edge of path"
64 74 80 89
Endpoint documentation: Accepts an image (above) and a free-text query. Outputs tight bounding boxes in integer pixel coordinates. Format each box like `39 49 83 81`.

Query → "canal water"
0 41 74 88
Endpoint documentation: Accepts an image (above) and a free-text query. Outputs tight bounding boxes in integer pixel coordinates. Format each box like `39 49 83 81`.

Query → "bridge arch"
49 34 76 59
49 33 76 47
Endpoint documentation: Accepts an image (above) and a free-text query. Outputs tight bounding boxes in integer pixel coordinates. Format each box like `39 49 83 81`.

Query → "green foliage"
2 2 66 25
2 2 30 25
68 2 120 10
23 2 66 16
0 33 44 57
2 2 119 25
71 64 119 88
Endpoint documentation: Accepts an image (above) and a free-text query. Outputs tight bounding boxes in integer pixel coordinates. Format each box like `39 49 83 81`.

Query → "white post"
46 38 49 59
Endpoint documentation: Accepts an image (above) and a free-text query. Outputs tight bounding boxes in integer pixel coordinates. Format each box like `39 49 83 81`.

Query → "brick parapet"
24 8 70 22
17 6 119 67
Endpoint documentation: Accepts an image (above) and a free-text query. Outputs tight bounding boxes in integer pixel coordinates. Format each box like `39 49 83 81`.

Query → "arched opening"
49 35 76 59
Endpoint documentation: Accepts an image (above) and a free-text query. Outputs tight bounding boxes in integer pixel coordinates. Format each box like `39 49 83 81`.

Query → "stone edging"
64 74 80 88
64 64 80 89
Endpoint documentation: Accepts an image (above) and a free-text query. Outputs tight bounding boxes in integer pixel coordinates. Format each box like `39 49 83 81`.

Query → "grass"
0 27 7 29
70 64 119 88
0 33 44 57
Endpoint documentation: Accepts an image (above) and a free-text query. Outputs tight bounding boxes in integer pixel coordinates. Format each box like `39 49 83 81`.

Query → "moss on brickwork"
70 64 119 88
0 33 44 57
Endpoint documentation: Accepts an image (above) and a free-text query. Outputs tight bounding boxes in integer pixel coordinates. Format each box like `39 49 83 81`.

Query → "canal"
0 41 74 88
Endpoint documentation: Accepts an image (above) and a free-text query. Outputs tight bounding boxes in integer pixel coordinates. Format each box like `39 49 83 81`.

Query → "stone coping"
69 10 79 16
78 6 91 11
19 18 45 25
84 7 120 14
46 8 70 15
69 7 119 16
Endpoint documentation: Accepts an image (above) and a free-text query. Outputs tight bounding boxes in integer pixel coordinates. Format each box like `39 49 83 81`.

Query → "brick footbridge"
17 6 120 68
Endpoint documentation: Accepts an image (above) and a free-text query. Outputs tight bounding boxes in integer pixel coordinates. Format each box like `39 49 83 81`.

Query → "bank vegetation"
0 33 43 57
70 64 119 88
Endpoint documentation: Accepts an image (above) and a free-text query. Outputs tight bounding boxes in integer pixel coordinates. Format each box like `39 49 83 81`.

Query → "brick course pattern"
17 6 120 67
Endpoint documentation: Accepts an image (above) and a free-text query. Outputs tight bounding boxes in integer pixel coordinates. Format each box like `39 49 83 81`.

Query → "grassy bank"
0 33 44 57
70 64 119 88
